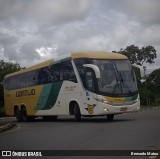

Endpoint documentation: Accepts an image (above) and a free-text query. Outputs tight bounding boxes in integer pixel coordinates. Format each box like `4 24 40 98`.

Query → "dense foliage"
113 45 159 106
0 60 22 104
113 45 157 66
140 68 160 105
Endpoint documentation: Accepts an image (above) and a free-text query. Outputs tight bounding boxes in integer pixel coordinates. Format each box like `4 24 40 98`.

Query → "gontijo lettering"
16 89 35 97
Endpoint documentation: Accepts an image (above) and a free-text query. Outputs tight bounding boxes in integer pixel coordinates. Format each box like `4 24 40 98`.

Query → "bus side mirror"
132 64 145 82
83 64 100 79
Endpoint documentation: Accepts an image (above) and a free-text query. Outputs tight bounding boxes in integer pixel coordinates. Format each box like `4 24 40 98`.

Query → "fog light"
136 106 140 110
104 108 108 112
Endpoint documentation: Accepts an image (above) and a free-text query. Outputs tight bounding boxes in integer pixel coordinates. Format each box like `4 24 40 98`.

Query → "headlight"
135 94 140 102
95 97 111 104
104 108 109 112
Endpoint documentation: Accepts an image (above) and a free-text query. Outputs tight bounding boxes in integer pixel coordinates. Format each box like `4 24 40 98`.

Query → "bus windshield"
74 58 138 96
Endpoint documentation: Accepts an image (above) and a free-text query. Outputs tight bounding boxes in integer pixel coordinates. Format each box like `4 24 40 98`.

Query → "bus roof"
71 52 127 59
5 59 54 78
5 52 127 78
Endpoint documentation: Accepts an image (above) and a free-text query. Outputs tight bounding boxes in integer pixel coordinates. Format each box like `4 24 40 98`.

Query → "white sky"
0 0 160 72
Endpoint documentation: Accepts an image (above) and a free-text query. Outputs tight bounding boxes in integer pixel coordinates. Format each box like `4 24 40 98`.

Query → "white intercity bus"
3 52 144 122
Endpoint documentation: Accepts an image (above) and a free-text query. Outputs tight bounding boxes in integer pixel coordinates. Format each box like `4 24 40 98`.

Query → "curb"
0 123 16 133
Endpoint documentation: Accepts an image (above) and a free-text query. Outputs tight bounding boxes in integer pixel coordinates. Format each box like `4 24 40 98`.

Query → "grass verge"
141 104 160 109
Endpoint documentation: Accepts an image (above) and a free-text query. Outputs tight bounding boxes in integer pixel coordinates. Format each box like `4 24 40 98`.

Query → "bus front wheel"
74 103 81 122
107 114 114 121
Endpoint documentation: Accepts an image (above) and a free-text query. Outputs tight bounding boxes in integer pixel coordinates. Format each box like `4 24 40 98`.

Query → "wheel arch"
14 105 20 115
20 104 26 110
14 105 22 122
14 105 19 111
69 100 81 115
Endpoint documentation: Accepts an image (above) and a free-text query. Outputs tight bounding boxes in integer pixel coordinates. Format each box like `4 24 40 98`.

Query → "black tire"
74 103 81 122
14 107 22 122
21 107 28 122
28 116 35 121
107 114 114 121
42 116 58 121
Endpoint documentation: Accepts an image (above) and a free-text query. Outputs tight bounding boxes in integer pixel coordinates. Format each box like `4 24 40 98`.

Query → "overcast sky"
0 0 160 71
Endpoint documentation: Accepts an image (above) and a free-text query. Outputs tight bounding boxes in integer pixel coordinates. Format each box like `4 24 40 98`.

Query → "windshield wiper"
119 73 124 87
119 73 134 95
112 63 123 94
131 68 135 81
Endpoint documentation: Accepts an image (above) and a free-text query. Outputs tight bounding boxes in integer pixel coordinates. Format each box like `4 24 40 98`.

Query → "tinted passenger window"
26 71 36 87
10 76 17 90
3 78 10 90
48 64 60 82
4 77 17 90
37 64 61 85
18 74 25 88
37 67 48 85
61 61 77 82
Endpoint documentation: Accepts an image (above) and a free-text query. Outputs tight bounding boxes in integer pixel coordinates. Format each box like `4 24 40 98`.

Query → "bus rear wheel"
74 103 81 122
107 114 114 121
14 107 22 122
21 107 29 122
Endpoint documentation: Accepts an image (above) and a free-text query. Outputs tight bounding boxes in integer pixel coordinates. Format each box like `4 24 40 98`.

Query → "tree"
138 68 160 105
139 82 154 105
0 60 22 104
113 45 157 66
146 68 160 95
113 45 157 106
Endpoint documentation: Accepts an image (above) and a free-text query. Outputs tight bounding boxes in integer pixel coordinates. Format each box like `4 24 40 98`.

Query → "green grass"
141 104 160 109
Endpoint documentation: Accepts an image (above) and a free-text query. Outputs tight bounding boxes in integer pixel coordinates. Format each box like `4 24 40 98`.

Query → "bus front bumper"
95 101 140 115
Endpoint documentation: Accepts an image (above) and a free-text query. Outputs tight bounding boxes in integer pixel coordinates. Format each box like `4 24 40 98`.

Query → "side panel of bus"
4 58 99 117
4 85 42 116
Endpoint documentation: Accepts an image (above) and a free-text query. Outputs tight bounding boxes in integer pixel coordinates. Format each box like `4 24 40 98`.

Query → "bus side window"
26 71 36 87
85 68 96 92
3 78 10 90
37 64 61 85
37 67 48 85
61 61 77 83
18 74 25 89
48 64 60 82
4 77 17 90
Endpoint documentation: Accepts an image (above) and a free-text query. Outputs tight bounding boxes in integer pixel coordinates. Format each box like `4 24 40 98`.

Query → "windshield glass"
93 59 138 95
74 58 138 96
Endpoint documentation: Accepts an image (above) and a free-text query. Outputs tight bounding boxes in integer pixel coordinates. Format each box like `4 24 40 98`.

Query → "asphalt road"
0 108 160 158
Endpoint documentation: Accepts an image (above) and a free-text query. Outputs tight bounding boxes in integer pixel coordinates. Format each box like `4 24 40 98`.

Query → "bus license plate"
120 107 127 111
